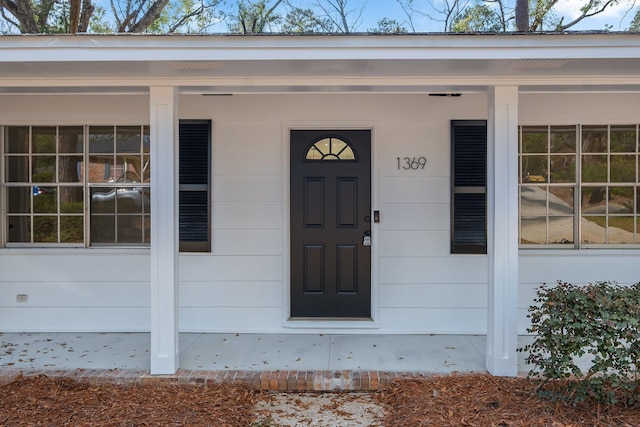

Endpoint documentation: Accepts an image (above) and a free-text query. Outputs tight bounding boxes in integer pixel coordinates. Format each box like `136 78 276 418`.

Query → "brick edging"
0 368 431 391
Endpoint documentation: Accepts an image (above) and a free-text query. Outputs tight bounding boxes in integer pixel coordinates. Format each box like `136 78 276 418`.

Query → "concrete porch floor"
0 333 534 390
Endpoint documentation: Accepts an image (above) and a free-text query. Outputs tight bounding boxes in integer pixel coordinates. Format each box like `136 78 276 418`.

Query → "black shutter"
451 120 487 254
179 120 211 252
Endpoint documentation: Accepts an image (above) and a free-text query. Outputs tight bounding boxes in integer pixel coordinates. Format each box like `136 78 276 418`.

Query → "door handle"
363 229 371 246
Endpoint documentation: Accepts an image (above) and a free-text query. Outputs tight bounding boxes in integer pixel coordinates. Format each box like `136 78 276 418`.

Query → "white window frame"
1 124 150 248
519 124 639 249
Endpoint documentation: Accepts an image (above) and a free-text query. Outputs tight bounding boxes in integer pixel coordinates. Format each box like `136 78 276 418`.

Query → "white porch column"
149 87 179 374
486 86 519 377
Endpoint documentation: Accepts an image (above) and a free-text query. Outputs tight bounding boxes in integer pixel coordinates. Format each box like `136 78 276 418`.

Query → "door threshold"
285 318 379 330
289 317 373 321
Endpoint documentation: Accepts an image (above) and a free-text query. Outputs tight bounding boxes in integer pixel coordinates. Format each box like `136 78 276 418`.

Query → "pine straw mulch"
2 373 640 426
376 373 640 426
0 374 261 426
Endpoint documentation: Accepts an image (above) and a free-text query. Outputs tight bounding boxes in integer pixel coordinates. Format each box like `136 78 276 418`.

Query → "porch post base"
150 356 179 375
486 356 518 377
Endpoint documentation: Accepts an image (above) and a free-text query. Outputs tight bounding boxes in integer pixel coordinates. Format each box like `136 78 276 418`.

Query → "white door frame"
281 120 380 332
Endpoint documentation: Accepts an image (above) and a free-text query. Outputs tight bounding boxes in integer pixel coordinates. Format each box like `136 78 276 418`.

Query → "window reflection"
32 156 55 182
7 216 31 243
3 125 150 246
550 155 575 183
33 216 57 243
521 126 548 153
610 126 637 153
32 127 56 154
548 217 574 244
59 127 83 154
608 217 635 244
5 126 29 154
60 216 83 243
521 155 547 183
6 156 29 182
89 126 115 154
550 126 576 153
582 216 606 244
610 155 636 182
519 185 575 244
582 126 608 153
581 154 607 183
7 187 30 214
520 124 639 247
520 217 546 244
548 187 574 215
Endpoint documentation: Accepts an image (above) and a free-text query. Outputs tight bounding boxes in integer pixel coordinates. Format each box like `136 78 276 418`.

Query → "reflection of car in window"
91 182 150 210
32 186 56 196
524 172 546 183
91 187 148 205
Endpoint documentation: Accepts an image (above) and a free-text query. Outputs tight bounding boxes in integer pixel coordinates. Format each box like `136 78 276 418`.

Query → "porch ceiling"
1 33 639 94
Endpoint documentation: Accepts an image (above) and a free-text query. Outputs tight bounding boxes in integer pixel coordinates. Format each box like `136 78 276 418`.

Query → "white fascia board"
1 34 639 63
2 75 640 89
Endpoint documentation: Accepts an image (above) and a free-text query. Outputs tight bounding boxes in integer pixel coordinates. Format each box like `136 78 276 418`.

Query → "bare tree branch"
168 6 206 33
0 1 21 31
167 0 223 33
0 0 40 32
484 0 511 31
116 0 145 31
530 0 559 31
558 0 617 30
312 0 364 33
396 0 417 32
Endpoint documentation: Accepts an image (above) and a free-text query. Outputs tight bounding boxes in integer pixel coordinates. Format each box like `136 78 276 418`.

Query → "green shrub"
520 280 640 405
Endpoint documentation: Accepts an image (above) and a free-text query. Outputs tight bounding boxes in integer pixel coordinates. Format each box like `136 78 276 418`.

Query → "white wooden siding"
517 92 640 334
1 92 639 334
0 95 151 331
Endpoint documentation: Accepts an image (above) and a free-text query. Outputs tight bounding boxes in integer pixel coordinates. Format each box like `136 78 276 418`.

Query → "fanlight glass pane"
305 137 356 161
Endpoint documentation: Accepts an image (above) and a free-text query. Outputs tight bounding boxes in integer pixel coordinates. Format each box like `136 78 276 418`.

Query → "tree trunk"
78 0 94 32
69 0 81 33
515 0 529 31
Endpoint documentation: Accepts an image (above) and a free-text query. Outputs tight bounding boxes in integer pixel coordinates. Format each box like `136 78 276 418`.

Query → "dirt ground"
2 373 640 426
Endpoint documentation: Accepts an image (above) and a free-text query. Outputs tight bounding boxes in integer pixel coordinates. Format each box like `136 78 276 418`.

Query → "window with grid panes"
519 125 639 247
3 125 150 247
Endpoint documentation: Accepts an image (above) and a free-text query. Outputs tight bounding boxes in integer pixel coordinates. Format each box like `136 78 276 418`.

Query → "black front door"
290 130 371 318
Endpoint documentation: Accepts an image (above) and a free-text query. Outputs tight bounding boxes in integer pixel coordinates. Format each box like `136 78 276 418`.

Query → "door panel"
290 130 371 318
337 178 357 227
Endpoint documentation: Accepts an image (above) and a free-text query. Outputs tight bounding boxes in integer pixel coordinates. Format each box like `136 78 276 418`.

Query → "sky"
94 0 637 32
358 0 636 32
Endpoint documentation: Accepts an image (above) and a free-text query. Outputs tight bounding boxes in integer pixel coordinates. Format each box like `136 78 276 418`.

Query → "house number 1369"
397 156 427 170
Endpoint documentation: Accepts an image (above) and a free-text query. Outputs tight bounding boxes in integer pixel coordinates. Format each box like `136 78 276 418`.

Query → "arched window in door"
305 137 356 160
